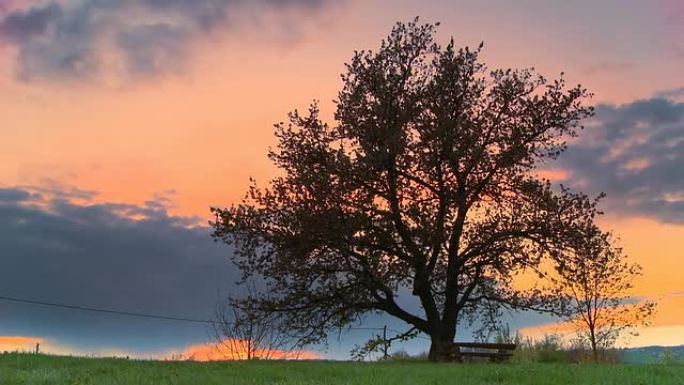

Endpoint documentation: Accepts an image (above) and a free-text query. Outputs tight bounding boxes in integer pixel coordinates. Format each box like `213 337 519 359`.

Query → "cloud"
0 185 564 358
0 188 32 202
115 23 189 78
0 185 238 354
656 86 684 102
0 2 62 42
555 97 684 223
0 0 339 83
3 184 661 357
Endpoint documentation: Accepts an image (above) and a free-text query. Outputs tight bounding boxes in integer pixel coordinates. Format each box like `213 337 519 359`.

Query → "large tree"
212 19 598 360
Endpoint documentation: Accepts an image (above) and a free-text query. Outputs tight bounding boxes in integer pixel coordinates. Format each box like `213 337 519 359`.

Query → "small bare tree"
551 227 656 361
214 289 296 360
350 326 419 361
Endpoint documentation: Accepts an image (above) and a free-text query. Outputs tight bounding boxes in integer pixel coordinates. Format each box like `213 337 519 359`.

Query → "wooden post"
381 325 389 360
452 343 461 363
35 342 40 354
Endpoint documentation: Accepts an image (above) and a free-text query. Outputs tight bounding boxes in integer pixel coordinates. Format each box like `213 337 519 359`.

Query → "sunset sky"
1 0 683 359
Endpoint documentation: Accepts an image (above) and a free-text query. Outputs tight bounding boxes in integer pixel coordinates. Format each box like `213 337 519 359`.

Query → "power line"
0 294 432 340
0 295 219 325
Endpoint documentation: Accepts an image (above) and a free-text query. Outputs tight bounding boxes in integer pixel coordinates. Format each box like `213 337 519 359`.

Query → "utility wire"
0 294 431 340
0 295 219 325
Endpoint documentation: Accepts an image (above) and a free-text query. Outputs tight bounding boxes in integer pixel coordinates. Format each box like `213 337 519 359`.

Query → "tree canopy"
212 18 598 360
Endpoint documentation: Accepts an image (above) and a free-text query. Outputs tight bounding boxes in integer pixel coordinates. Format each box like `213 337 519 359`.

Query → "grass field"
1 353 683 385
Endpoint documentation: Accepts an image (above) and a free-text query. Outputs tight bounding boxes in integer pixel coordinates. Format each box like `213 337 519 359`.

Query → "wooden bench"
441 342 516 362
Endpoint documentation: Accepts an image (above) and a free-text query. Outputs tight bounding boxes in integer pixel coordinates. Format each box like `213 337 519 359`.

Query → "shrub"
514 334 628 364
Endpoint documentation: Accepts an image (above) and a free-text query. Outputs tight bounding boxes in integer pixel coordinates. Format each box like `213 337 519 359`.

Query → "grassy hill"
1 353 683 385
622 346 684 364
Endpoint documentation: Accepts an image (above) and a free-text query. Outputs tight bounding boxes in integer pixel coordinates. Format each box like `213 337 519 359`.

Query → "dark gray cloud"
0 2 62 42
0 0 337 82
0 185 562 357
557 96 684 223
116 23 189 77
0 185 237 354
1 1 103 81
656 86 684 101
0 185 430 357
0 188 31 202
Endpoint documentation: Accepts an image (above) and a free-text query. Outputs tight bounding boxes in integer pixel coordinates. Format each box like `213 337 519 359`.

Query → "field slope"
1 353 683 385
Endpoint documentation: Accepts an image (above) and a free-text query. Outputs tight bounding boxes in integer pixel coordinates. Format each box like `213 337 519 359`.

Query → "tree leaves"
212 18 596 358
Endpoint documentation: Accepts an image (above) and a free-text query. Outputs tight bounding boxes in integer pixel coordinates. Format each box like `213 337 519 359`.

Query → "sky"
0 0 683 359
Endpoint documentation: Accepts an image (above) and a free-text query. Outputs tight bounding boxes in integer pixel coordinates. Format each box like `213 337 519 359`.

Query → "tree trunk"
427 327 456 362
428 339 447 362
589 326 598 362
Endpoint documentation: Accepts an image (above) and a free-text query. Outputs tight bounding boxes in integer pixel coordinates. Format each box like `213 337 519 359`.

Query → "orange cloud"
175 339 320 362
0 336 44 352
622 157 651 171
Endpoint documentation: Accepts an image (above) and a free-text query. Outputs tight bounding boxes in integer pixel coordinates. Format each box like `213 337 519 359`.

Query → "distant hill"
622 345 684 364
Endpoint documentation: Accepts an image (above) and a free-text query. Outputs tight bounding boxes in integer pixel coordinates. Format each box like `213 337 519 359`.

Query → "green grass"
1 353 683 385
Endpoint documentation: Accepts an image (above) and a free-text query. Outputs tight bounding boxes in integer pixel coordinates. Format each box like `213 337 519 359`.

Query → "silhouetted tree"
214 291 295 360
550 228 656 361
212 18 597 361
